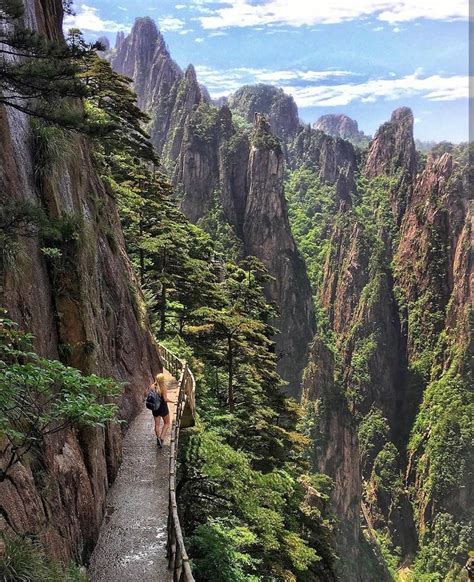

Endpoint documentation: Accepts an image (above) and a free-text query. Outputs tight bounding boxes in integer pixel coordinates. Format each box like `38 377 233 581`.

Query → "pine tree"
0 0 97 127
80 55 156 161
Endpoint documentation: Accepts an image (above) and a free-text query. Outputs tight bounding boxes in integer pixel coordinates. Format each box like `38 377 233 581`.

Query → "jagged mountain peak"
184 63 198 84
365 106 417 181
391 105 414 123
131 16 159 41
111 17 183 131
115 31 125 50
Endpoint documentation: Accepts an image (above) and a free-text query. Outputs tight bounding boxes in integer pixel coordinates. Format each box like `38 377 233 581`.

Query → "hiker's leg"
154 415 161 438
160 414 170 442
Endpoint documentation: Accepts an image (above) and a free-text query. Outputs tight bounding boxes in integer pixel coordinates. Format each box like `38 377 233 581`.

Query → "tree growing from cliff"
0 1 99 127
0 317 121 482
80 55 156 162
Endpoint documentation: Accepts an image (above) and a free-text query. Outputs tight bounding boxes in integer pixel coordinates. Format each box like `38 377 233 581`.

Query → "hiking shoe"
157 437 162 448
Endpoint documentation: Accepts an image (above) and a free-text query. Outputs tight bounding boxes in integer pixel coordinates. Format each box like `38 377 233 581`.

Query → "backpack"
145 385 162 411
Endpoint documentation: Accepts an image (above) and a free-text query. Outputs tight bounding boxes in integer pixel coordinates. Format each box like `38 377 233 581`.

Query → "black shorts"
152 401 169 417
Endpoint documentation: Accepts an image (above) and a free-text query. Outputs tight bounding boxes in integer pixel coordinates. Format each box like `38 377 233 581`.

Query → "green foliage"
80 55 155 161
372 443 403 493
0 2 98 126
180 424 332 580
197 192 243 260
412 514 473 581
346 333 378 411
358 408 390 476
31 119 72 181
285 167 337 297
188 519 260 581
407 337 473 515
354 174 399 244
189 102 222 144
252 125 281 151
372 530 401 580
406 292 445 382
0 316 121 480
0 535 87 582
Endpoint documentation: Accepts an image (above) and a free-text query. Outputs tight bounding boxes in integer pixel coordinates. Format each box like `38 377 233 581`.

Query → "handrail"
157 344 196 582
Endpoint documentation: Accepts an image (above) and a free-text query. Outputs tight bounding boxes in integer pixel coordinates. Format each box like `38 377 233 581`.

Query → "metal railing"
157 344 196 582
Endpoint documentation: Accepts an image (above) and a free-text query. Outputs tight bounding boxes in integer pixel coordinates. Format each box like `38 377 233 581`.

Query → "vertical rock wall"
0 0 161 564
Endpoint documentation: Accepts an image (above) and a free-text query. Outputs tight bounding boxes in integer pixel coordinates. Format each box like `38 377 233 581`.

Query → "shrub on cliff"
0 317 121 482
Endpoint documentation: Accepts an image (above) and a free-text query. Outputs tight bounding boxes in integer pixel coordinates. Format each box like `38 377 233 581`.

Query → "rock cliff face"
111 21 314 395
365 107 417 222
302 339 362 579
111 18 184 153
396 150 473 537
228 84 300 141
243 116 315 390
0 0 160 564
299 108 472 577
288 125 357 184
365 107 417 180
314 113 367 144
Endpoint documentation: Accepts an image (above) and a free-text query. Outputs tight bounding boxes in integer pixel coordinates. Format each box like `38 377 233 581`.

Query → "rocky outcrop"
301 107 472 575
111 17 183 153
176 111 315 393
162 64 204 164
111 21 315 395
115 31 125 52
288 125 357 183
365 107 416 180
177 104 233 222
364 107 417 222
0 0 160 564
302 338 362 580
243 115 315 392
228 84 300 141
314 114 367 144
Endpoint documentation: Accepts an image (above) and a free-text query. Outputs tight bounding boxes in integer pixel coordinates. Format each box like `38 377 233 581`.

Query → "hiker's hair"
155 372 165 387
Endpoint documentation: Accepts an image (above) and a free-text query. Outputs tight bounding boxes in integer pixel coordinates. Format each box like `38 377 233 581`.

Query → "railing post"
159 343 195 582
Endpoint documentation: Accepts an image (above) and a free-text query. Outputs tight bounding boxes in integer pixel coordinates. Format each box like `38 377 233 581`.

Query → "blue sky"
65 1 470 142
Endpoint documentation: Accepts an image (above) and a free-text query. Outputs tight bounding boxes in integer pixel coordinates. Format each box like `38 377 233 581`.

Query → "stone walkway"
88 371 177 582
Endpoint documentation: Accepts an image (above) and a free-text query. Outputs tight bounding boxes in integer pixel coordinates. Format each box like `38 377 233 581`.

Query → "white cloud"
64 4 129 32
284 73 469 107
194 65 358 97
193 65 469 108
158 16 185 32
192 0 468 29
195 37 205 42
208 30 228 36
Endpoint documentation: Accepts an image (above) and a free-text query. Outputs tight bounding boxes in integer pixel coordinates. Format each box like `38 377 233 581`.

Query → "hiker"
145 373 172 448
